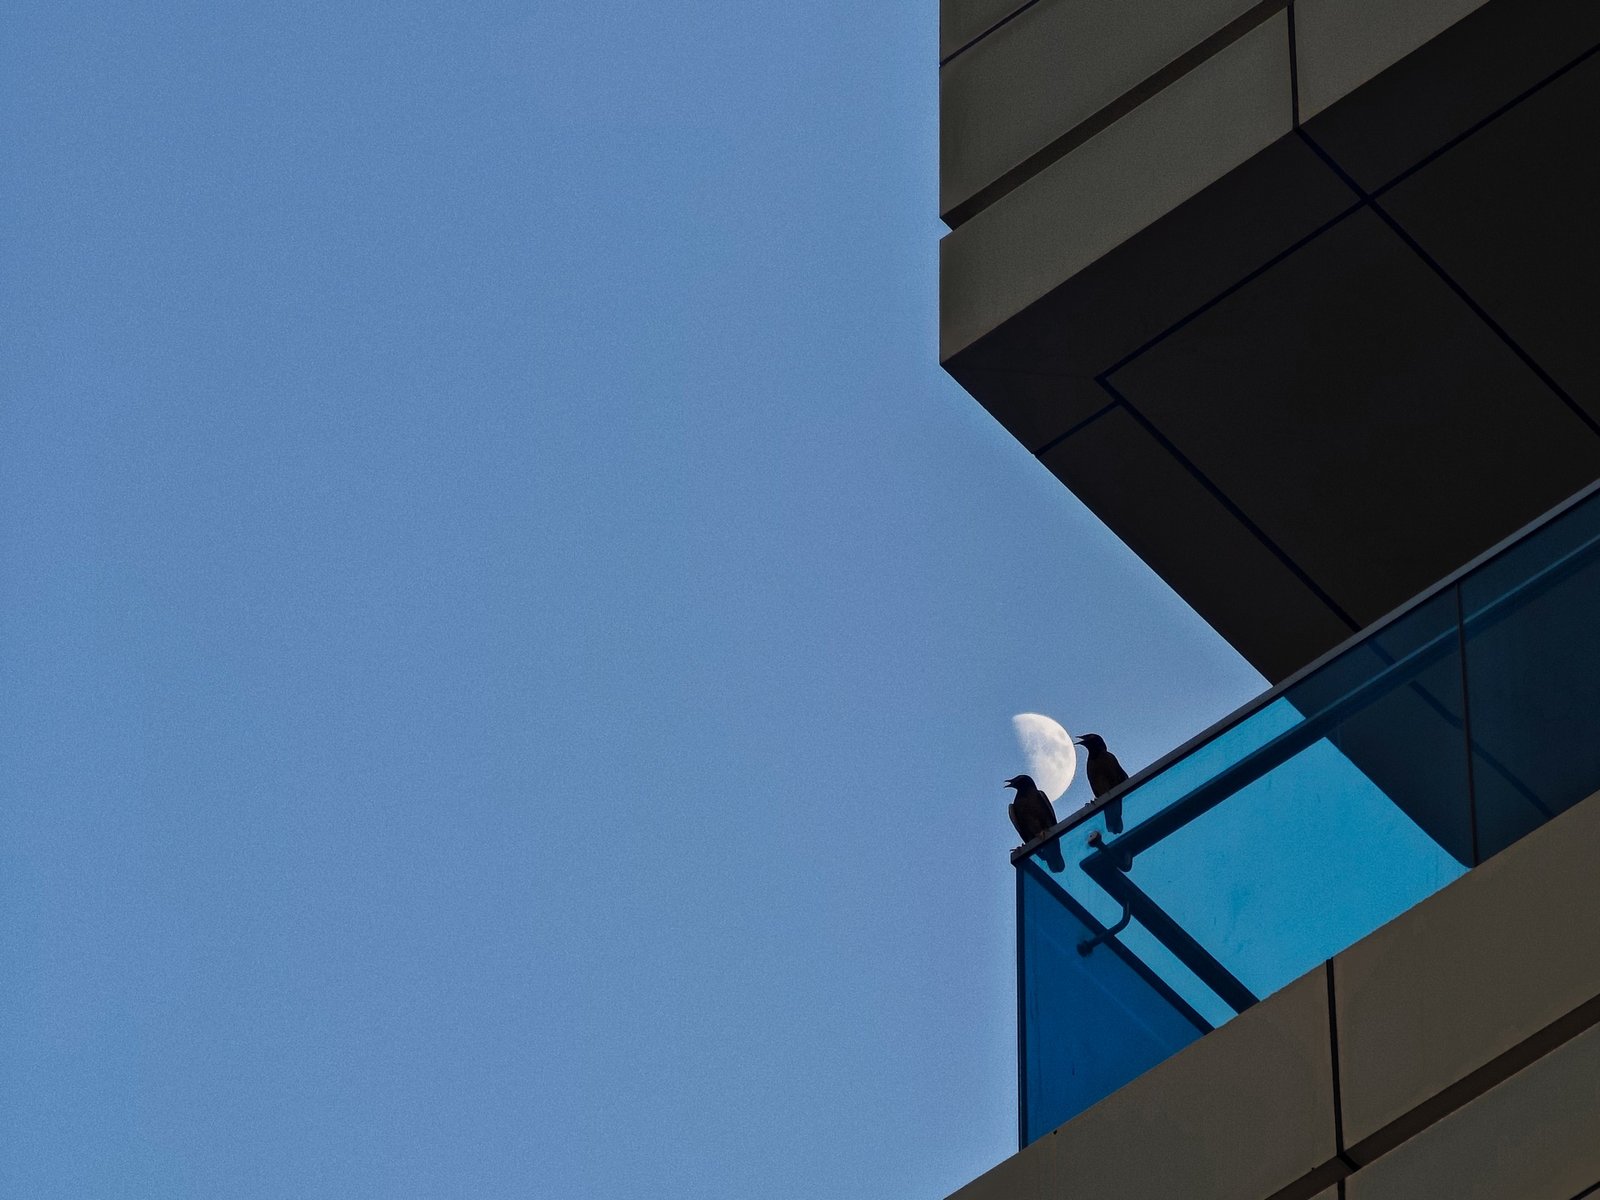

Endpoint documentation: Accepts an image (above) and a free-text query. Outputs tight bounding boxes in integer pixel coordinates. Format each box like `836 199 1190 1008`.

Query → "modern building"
938 1 1600 1196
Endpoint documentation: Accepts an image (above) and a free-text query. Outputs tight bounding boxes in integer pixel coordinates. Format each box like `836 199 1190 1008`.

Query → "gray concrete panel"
1381 49 1600 422
1294 0 1490 120
941 13 1291 361
1304 0 1600 192
941 0 1034 62
1108 207 1600 628
1334 791 1600 1146
944 135 1355 453
1346 1021 1600 1200
940 0 1265 222
944 1128 1056 1200
947 969 1336 1200
1042 408 1352 680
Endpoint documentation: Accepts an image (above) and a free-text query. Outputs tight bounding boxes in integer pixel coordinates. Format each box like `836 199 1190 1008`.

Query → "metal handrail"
1013 476 1600 866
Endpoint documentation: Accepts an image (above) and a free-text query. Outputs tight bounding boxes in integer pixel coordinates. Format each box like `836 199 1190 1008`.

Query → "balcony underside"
942 0 1600 681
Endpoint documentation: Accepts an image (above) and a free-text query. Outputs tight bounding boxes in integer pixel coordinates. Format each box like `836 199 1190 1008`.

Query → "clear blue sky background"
1 3 1266 1197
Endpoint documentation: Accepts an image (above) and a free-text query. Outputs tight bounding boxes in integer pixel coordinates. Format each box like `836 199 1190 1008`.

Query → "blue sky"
1 3 1265 1196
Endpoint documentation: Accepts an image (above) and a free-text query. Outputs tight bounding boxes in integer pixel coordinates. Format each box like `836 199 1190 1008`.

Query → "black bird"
1005 774 1065 872
1074 733 1127 834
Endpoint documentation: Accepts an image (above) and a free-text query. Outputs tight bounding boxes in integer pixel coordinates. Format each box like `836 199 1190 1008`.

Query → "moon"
1012 713 1077 802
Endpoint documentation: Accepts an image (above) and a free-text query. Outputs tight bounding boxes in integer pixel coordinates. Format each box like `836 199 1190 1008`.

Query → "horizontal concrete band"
1345 1021 1600 1199
940 0 1493 291
1267 981 1600 1200
1347 990 1600 1168
940 0 1040 63
940 12 1294 362
941 0 1285 227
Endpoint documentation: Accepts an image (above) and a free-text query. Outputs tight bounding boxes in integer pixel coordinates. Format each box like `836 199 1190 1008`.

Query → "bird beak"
1070 737 1083 746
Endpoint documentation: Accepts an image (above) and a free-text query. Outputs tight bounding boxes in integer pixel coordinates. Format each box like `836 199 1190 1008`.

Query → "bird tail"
1039 838 1065 874
1104 796 1124 836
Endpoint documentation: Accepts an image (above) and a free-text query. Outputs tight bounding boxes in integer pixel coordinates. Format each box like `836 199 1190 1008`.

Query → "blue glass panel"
1119 741 1464 997
1286 588 1475 866
1031 700 1303 889
1098 590 1469 999
1461 490 1600 859
1110 698 1304 837
1019 861 1207 1145
1026 829 1239 1029
1023 701 1309 1026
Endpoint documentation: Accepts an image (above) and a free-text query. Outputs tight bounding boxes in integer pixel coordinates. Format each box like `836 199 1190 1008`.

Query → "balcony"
1017 478 1600 1147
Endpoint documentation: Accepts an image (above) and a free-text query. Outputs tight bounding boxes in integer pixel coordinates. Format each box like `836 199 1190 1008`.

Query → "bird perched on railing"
1005 775 1065 872
1073 733 1127 834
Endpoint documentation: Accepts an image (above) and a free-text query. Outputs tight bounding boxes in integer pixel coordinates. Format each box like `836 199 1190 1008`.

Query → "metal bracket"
1077 900 1131 955
1086 829 1134 873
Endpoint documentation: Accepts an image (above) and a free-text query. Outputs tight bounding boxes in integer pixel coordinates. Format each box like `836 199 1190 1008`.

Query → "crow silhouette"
1074 733 1127 834
1005 774 1065 872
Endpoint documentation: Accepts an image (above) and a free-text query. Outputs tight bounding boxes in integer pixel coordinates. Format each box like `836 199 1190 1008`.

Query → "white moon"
1012 713 1077 802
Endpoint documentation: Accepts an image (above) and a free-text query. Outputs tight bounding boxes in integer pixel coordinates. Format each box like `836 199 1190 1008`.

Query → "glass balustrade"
1017 481 1600 1147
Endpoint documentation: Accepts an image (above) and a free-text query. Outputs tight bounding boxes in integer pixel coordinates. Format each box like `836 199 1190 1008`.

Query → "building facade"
940 1 1600 1195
